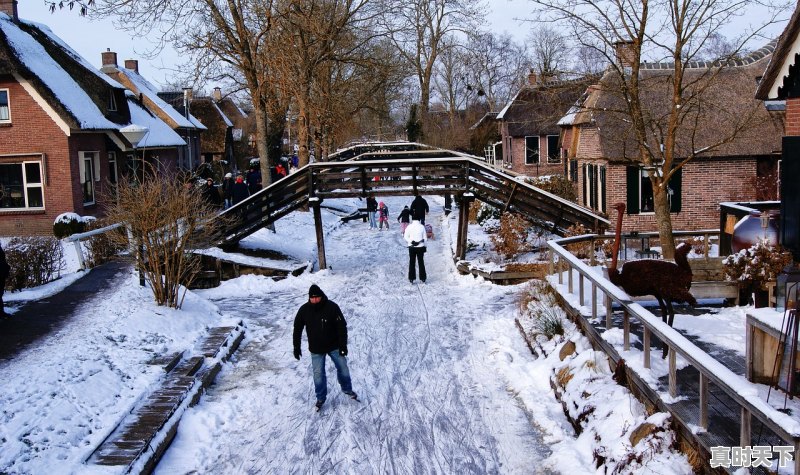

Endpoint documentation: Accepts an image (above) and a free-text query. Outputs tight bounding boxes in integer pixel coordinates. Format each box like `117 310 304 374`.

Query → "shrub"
526 175 578 202
490 212 530 259
475 202 500 226
52 212 87 239
723 239 793 291
84 220 126 267
5 237 64 290
564 224 592 259
533 306 565 339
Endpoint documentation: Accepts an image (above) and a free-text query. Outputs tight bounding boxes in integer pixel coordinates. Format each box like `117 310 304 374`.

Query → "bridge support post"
456 192 474 260
309 197 327 270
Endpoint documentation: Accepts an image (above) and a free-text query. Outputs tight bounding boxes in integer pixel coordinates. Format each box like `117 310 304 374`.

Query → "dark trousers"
408 247 427 282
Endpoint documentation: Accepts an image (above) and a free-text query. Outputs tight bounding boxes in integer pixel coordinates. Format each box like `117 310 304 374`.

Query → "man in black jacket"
293 284 358 410
410 194 429 224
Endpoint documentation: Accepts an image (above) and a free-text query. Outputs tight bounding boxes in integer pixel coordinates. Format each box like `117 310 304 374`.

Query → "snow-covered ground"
0 195 760 474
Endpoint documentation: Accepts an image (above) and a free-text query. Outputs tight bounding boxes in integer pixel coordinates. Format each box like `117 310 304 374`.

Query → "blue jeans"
368 211 377 228
311 349 353 402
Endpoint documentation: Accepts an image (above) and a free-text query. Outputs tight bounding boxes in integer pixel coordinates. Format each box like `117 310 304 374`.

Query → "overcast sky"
17 0 787 90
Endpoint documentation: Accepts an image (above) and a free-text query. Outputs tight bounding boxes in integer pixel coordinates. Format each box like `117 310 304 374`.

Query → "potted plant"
723 239 793 307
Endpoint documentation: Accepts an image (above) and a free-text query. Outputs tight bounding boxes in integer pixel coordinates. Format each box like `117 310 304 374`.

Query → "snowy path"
156 197 552 474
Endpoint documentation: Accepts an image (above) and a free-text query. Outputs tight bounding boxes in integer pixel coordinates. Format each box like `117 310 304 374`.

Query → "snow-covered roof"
117 68 206 130
126 93 187 148
213 102 233 127
0 13 120 130
495 88 521 120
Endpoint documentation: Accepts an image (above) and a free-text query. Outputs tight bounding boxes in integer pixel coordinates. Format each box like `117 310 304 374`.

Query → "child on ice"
378 202 390 230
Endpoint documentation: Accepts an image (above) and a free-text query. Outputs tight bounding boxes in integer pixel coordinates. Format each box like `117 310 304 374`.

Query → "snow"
126 95 187 148
116 68 206 130
0 14 120 130
0 196 786 474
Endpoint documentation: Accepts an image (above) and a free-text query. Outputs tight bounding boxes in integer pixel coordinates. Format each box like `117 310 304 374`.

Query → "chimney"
124 59 139 73
527 70 537 86
1 0 19 23
101 49 118 73
614 40 637 68
212 87 222 102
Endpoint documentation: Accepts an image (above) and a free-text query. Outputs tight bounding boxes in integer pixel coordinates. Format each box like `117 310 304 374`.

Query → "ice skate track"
155 197 548 474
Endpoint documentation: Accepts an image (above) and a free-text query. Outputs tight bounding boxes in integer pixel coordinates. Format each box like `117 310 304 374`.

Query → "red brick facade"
0 77 115 235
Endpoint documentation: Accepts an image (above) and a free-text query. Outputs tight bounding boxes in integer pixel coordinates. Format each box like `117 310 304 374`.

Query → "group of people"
199 165 263 210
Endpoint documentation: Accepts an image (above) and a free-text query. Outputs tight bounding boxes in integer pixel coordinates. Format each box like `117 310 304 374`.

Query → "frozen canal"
156 198 553 473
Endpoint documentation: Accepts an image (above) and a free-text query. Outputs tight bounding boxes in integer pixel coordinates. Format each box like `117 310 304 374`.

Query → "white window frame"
108 92 117 112
0 160 44 210
79 151 101 205
0 89 10 123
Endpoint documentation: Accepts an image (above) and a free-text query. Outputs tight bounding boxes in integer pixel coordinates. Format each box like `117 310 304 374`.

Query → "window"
128 153 144 184
547 135 560 163
108 92 117 112
0 89 9 123
0 161 43 209
79 151 100 205
525 136 539 165
626 166 682 214
583 164 607 213
569 160 578 182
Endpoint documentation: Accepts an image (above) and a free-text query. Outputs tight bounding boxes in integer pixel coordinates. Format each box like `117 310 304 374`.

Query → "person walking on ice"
404 214 427 284
397 205 411 234
293 284 358 411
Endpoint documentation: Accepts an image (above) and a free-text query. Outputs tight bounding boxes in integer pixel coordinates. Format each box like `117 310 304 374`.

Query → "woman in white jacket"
403 217 427 283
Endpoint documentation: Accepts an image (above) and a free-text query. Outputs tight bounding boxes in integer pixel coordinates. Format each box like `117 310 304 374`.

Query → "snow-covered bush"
723 239 792 291
490 212 530 259
52 212 92 238
5 236 64 290
525 174 577 202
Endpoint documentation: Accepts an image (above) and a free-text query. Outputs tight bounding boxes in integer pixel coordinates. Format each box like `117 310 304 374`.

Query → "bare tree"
527 24 569 78
532 0 789 258
465 31 530 111
93 0 279 186
379 0 485 135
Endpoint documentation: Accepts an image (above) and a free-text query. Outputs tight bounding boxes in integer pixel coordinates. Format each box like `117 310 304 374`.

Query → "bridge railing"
547 234 800 469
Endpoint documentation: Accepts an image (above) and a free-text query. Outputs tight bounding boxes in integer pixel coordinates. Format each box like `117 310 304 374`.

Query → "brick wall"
786 98 800 136
507 135 566 177
0 79 112 236
601 158 758 232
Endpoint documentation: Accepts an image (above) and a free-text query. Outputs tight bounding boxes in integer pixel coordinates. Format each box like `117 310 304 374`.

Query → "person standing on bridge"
293 284 358 411
410 194 429 225
404 216 427 284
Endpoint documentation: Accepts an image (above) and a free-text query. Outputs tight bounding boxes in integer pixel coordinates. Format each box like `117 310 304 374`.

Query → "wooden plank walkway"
87 322 245 474
578 302 788 474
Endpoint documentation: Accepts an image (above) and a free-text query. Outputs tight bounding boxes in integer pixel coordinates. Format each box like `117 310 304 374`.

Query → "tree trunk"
297 100 310 167
267 109 285 166
652 178 676 260
253 99 272 187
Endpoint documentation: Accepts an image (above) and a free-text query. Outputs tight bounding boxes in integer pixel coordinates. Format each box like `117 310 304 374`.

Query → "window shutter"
600 166 607 214
626 166 639 214
78 153 86 185
669 167 682 212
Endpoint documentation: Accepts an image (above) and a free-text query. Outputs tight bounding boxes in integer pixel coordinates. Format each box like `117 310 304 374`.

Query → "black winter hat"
308 284 324 298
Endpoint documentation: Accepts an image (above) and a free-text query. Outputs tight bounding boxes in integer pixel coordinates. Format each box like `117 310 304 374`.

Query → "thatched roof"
497 77 595 137
582 44 782 162
0 13 130 130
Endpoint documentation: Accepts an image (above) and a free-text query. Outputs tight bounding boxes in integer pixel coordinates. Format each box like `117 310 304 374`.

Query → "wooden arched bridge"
219 143 610 269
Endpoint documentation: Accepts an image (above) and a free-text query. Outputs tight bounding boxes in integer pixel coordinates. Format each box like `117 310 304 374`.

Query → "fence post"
669 348 677 398
579 274 584 306
643 327 651 369
699 373 708 429
623 309 629 351
591 284 597 319
740 407 751 448
605 294 612 329
568 264 573 294
72 240 86 270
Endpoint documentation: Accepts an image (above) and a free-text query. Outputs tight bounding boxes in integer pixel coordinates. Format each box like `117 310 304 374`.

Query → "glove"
339 346 348 357
294 349 301 360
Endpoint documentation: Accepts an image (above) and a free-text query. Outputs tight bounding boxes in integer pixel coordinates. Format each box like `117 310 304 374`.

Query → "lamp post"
120 124 149 286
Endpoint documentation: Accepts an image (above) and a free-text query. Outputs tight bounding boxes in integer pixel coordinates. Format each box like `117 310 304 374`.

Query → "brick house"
100 54 205 174
0 6 185 235
496 72 593 177
756 2 800 258
159 87 253 175
561 43 782 232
